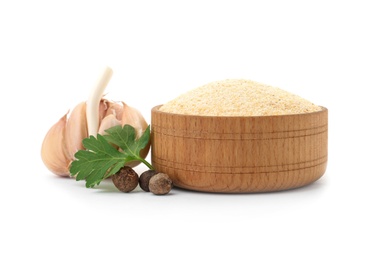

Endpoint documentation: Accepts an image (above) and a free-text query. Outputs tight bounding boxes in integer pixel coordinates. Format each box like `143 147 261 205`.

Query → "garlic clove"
65 102 88 160
98 114 121 135
121 102 148 138
105 102 123 119
97 101 123 135
98 99 110 124
41 113 72 177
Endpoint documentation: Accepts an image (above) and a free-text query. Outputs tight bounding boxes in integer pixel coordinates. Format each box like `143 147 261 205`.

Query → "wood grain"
151 106 328 193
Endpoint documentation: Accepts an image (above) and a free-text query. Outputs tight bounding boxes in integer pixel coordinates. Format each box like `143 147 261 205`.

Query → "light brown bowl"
151 105 328 193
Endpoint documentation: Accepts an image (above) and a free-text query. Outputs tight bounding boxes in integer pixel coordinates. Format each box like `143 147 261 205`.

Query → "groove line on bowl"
153 160 327 175
152 125 327 140
152 155 327 174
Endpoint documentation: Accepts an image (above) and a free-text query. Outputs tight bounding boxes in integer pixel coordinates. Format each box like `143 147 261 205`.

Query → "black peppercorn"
139 170 158 192
149 173 173 195
112 166 139 193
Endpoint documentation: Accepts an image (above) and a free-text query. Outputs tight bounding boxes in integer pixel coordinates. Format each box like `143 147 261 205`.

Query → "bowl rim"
152 105 327 119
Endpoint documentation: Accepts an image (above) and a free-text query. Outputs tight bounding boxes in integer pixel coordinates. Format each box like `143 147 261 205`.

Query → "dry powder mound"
159 79 322 116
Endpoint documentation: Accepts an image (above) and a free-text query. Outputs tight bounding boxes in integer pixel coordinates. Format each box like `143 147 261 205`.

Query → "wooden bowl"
151 105 328 193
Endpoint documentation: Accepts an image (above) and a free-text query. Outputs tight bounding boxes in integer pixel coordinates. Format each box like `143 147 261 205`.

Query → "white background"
1 0 389 259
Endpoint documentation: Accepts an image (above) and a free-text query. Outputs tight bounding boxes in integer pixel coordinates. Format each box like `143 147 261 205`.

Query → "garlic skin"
41 100 150 176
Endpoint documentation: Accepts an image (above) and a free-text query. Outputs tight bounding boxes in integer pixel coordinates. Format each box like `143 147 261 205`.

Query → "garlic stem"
86 66 113 137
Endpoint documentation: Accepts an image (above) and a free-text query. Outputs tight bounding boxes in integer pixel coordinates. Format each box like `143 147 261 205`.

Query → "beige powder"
159 79 321 116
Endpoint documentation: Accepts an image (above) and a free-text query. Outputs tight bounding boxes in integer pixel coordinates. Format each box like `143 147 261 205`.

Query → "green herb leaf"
69 124 152 188
104 125 150 161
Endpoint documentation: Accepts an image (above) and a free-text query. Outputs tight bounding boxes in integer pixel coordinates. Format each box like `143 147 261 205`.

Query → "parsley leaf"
69 124 152 188
104 124 150 161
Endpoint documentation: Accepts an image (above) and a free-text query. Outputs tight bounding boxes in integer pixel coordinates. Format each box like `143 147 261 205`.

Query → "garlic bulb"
41 67 150 176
